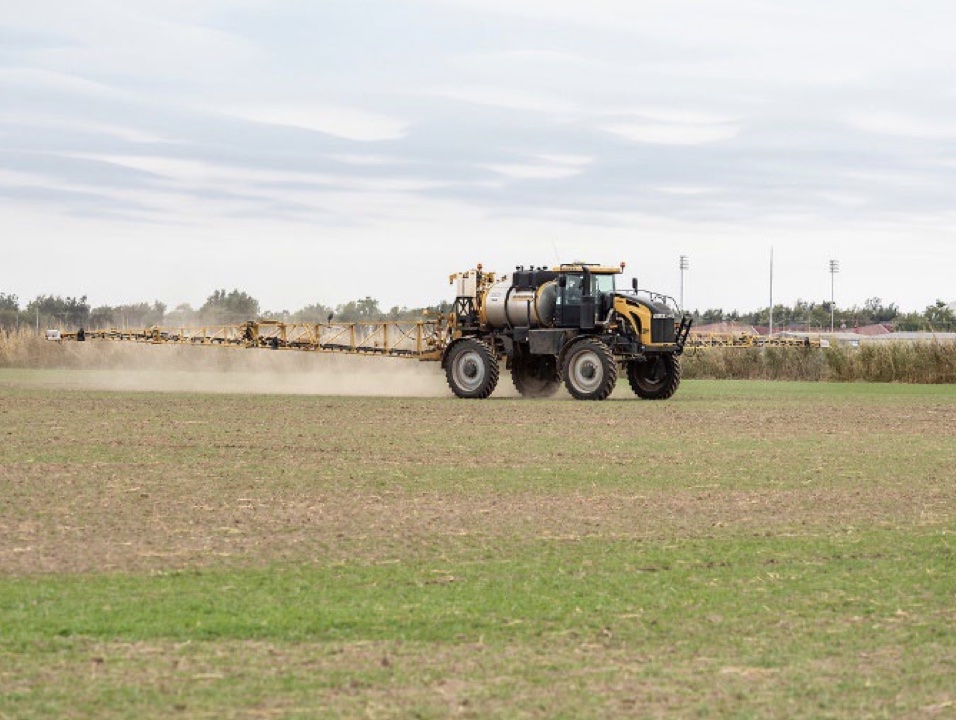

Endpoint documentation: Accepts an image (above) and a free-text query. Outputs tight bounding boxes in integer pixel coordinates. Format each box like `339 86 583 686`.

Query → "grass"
3 532 954 717
4 532 953 644
683 342 956 383
4 328 956 383
4 532 955 718
1 370 955 718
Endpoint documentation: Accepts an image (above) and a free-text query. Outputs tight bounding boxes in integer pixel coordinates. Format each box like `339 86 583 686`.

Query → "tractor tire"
445 339 499 399
511 354 561 399
561 338 617 401
627 354 681 400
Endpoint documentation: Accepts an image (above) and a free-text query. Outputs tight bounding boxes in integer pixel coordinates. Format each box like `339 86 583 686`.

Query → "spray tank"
481 267 560 329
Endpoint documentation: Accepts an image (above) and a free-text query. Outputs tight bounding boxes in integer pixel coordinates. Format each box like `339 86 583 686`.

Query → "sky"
1 0 954 314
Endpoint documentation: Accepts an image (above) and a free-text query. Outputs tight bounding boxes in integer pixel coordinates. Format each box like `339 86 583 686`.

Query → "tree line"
1 288 953 333
690 296 956 333
0 289 451 331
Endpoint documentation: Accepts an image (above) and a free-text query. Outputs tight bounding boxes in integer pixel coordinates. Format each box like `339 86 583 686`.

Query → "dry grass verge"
684 341 956 383
4 330 956 383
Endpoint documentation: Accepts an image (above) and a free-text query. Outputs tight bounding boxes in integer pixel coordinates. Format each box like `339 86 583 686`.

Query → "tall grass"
684 341 956 383
824 341 956 383
4 329 955 383
0 330 132 370
0 330 65 369
684 345 828 381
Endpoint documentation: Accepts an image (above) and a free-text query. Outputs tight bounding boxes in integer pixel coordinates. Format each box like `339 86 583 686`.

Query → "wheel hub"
453 350 485 391
570 351 603 392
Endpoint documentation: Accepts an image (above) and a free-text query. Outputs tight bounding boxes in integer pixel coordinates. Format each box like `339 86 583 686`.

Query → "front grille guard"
675 315 693 354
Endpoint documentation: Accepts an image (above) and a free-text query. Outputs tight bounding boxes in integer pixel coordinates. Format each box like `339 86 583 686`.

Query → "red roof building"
691 322 760 336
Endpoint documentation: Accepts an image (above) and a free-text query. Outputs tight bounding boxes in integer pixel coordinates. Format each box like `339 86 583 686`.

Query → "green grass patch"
2 530 955 718
3 530 954 645
2 375 956 718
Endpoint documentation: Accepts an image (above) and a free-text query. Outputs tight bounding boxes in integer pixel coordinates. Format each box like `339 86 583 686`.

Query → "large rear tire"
562 338 617 401
445 339 499 399
511 354 560 398
628 354 681 400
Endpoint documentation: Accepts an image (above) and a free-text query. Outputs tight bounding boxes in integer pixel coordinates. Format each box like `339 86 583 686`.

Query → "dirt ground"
3 356 956 719
2 352 954 576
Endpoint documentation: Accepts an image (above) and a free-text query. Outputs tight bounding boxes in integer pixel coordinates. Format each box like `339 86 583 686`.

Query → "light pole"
769 247 774 336
679 255 689 309
829 259 840 333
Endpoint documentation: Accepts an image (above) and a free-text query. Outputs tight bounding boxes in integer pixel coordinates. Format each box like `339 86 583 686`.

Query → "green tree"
924 300 956 330
166 303 198 326
90 305 113 328
692 308 725 325
894 311 925 331
26 295 90 330
90 301 166 329
200 289 260 324
427 300 451 316
356 296 380 318
0 293 19 330
292 302 334 324
862 297 899 324
262 309 292 322
334 297 382 322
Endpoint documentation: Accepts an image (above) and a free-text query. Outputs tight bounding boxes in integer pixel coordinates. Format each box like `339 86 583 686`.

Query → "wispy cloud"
1 0 955 311
222 105 409 142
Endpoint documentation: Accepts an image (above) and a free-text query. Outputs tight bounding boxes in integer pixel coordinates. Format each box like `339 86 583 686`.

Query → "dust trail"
34 342 522 397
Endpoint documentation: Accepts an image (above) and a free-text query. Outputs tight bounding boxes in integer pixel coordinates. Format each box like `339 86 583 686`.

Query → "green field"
1 369 955 719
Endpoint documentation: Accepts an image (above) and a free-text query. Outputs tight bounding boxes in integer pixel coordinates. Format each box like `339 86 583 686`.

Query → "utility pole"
679 255 689 309
829 259 840 333
769 247 774 337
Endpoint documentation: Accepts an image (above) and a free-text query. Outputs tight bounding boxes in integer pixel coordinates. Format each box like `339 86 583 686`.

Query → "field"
2 355 955 719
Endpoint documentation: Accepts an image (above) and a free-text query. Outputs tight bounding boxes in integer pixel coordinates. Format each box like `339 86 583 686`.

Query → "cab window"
592 274 615 295
559 274 583 305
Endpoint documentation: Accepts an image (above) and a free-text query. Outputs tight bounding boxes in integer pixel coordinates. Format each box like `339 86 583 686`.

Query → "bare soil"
2 366 954 576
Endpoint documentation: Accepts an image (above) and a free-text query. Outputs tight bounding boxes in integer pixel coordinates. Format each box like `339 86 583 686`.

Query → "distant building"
869 331 956 343
852 323 892 336
692 322 760 336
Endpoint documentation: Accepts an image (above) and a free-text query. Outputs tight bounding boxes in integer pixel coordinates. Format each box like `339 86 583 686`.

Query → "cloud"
4 1 259 86
0 67 121 97
427 84 577 115
2 0 956 312
480 163 583 180
600 119 740 146
222 105 409 142
845 112 956 140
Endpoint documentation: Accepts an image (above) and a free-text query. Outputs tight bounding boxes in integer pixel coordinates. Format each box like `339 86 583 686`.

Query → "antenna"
679 255 689 309
550 240 561 264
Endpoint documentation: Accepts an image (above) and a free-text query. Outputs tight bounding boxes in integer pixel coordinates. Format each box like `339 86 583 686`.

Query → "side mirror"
631 278 638 291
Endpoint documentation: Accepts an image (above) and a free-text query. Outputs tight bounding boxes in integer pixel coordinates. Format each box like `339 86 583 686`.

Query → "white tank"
483 279 557 328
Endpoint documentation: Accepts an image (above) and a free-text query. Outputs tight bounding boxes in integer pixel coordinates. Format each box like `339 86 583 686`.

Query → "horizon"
8 282 953 321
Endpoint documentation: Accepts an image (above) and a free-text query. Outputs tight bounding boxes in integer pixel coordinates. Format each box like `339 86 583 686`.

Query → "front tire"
562 338 617 400
628 354 681 400
445 339 499 399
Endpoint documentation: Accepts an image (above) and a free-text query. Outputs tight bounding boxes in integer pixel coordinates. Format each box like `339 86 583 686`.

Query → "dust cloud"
42 342 521 398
